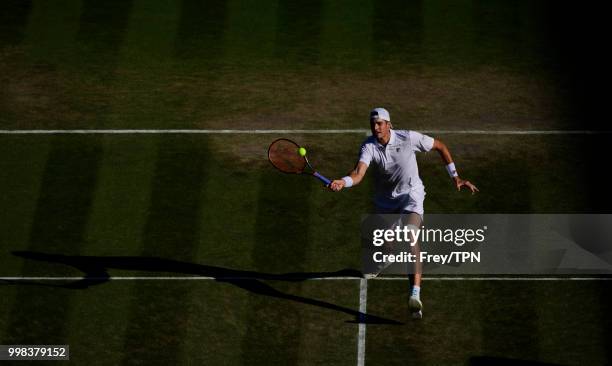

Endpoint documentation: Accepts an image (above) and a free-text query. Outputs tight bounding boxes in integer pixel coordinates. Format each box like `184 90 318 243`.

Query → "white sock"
411 285 421 298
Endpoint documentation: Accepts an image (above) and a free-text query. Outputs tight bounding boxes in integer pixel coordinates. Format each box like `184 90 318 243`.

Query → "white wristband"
446 163 458 178
342 176 354 188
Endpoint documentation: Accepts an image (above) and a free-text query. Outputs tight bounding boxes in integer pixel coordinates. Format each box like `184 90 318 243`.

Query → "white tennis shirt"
358 129 434 214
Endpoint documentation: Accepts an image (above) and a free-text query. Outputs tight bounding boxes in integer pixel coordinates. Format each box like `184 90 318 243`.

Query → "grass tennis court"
1 1 611 365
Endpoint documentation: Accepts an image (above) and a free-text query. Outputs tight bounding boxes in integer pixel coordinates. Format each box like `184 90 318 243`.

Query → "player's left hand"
454 177 479 194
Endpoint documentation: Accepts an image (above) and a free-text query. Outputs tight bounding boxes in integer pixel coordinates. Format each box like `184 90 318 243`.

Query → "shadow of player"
3 250 402 325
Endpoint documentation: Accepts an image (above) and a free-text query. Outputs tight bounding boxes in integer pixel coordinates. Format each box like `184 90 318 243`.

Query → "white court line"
0 129 364 134
0 129 611 135
376 277 612 281
1 276 611 281
357 278 368 366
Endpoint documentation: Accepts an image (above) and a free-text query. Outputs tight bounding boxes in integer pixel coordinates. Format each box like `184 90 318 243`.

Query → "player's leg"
403 211 424 318
370 206 397 277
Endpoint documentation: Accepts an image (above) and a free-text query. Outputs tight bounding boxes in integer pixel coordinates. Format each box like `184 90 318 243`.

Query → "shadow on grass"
5 251 401 325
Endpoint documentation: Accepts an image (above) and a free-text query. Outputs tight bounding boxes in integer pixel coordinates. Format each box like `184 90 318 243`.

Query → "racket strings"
268 139 306 174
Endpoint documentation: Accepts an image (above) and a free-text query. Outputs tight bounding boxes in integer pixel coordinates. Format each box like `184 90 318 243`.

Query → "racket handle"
313 172 332 186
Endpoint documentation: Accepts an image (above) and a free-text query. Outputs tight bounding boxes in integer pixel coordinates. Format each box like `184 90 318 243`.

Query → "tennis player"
329 107 478 319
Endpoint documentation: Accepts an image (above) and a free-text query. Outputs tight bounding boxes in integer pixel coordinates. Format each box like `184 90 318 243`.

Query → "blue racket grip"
313 172 331 186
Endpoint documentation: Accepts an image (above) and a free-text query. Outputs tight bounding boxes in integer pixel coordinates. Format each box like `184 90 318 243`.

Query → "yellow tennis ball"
298 147 307 156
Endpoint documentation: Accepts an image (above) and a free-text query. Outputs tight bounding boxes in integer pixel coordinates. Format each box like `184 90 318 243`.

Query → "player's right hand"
329 179 346 192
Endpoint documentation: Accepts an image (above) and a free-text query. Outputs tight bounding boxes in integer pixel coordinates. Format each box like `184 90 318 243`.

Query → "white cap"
370 107 390 122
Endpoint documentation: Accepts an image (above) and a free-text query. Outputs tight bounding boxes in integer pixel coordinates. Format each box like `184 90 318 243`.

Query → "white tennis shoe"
409 295 423 319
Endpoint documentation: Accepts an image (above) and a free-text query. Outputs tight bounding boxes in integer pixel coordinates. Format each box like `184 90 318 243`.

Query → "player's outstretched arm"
432 139 479 194
330 162 368 192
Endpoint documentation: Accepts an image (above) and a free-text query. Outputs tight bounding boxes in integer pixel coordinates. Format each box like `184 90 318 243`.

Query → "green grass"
1 0 610 365
0 134 609 366
0 279 361 365
0 134 599 275
0 0 574 131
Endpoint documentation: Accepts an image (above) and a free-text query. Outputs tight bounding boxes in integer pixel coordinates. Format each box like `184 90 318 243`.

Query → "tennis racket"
268 138 331 186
